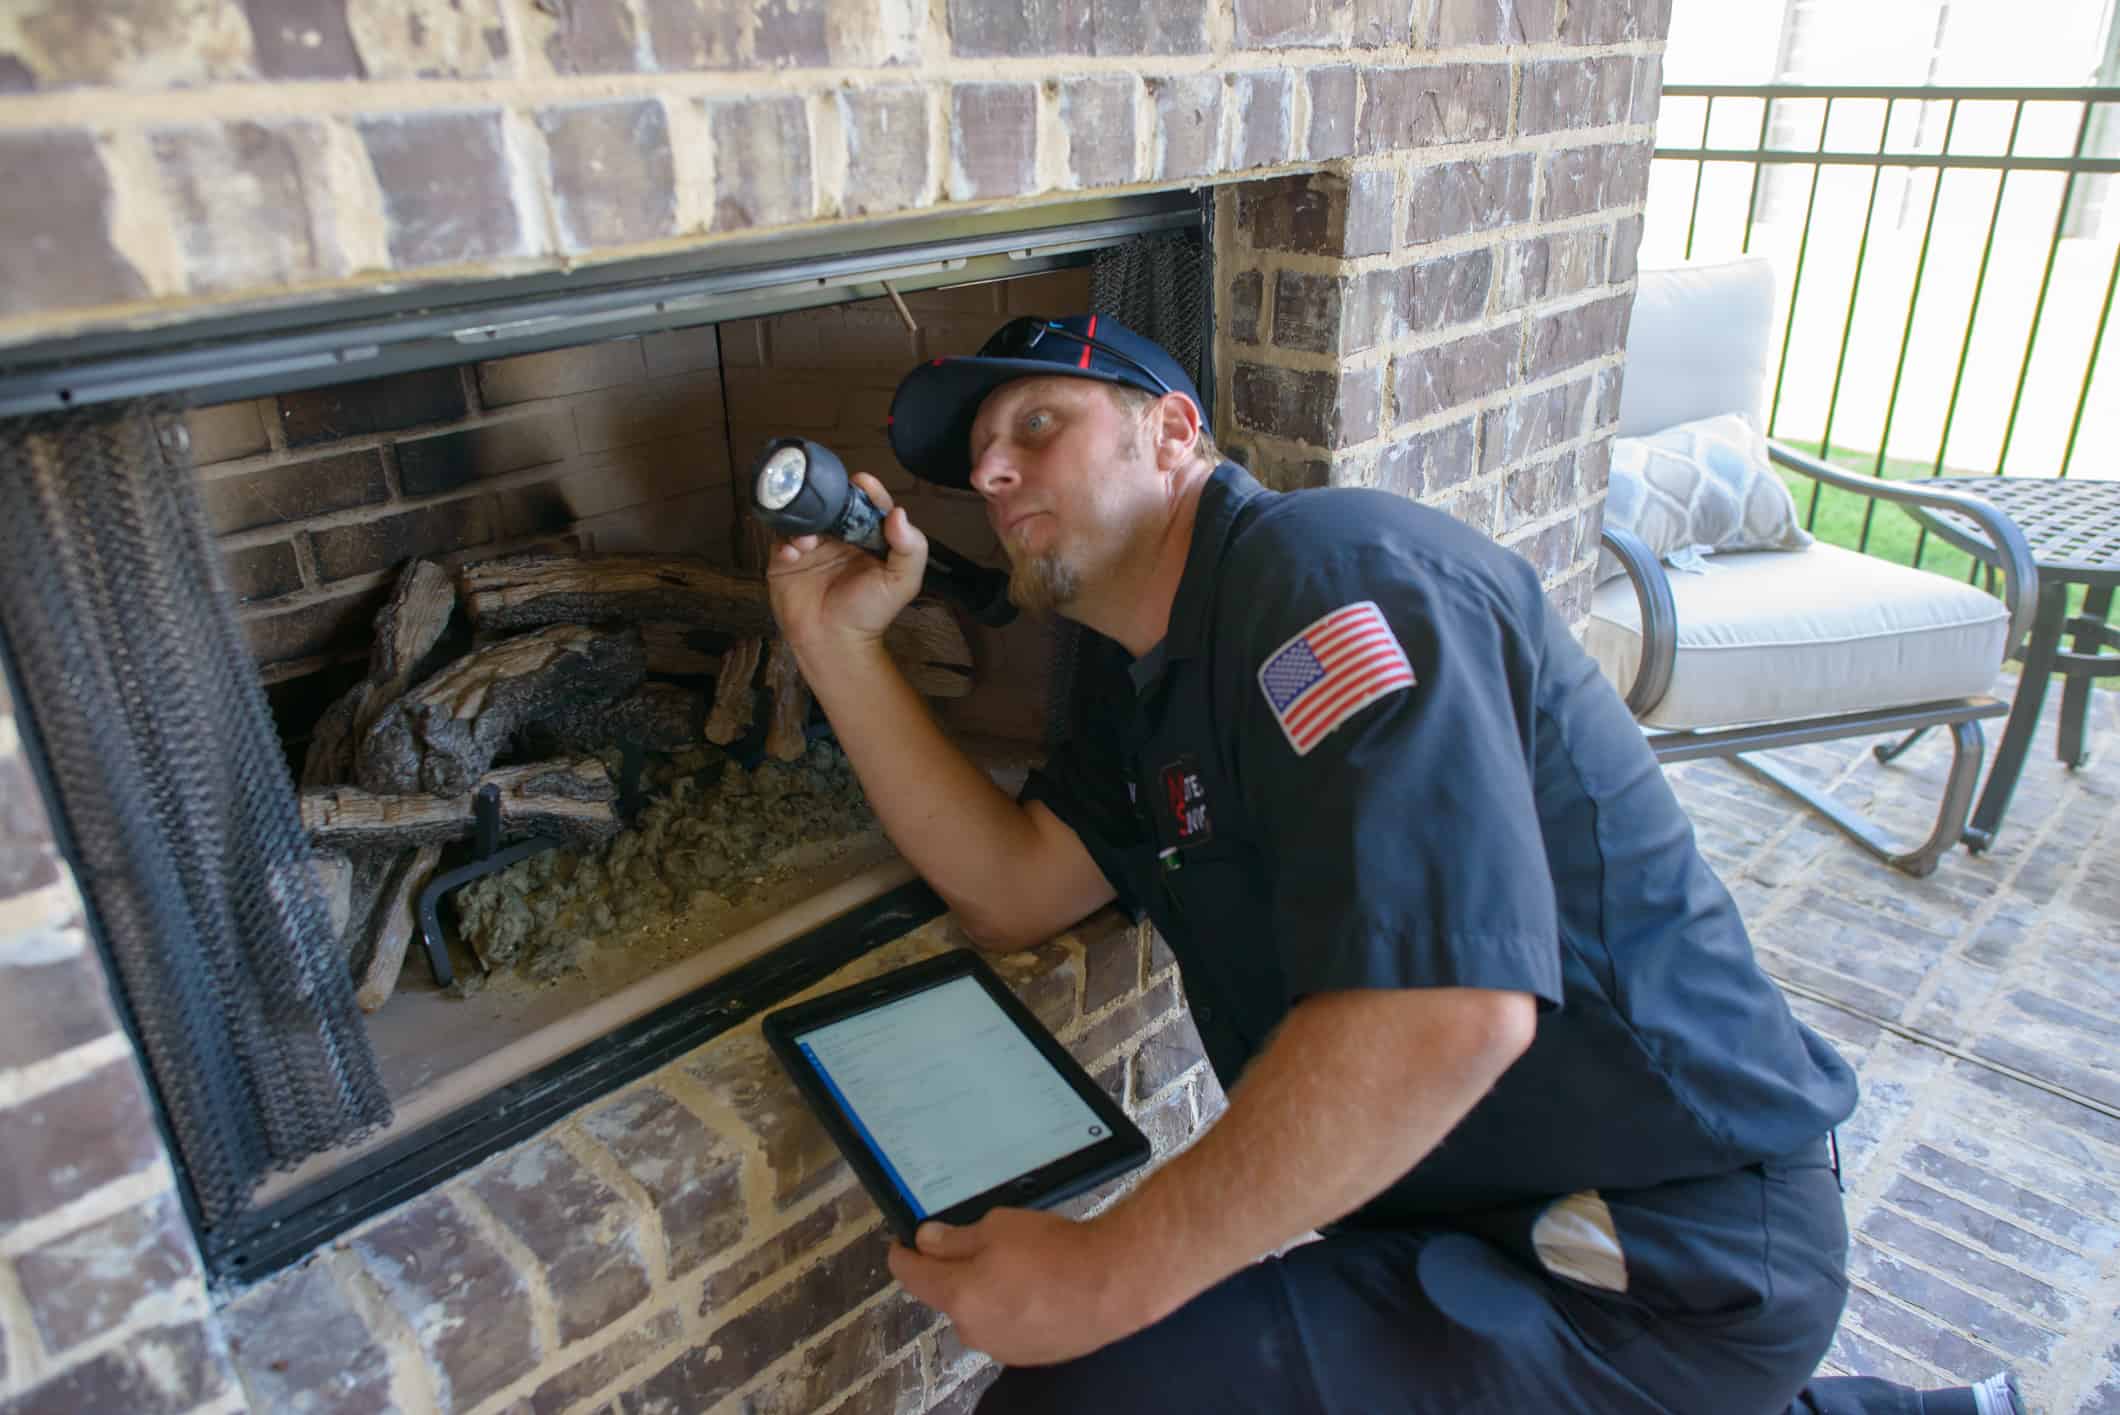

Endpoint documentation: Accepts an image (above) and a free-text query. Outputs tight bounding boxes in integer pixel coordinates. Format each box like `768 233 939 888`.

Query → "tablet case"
763 949 1151 1244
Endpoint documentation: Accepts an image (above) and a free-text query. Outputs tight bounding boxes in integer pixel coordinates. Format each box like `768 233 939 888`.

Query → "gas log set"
293 550 972 1013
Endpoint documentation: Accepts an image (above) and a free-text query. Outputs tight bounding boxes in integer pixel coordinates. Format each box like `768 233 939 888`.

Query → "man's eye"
1024 411 1050 434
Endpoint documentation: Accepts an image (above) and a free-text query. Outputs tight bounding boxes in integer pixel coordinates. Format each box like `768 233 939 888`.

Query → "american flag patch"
1257 601 1415 756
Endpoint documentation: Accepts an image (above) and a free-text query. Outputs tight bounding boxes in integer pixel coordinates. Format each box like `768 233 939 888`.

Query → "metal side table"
1902 476 2120 851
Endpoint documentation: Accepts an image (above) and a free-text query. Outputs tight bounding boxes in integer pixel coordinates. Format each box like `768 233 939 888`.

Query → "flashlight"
749 437 1017 627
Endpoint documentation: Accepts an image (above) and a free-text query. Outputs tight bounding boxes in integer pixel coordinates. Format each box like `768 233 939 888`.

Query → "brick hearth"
213 915 1206 1414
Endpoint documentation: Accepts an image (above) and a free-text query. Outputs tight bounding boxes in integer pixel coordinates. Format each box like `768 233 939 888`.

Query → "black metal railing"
1650 84 2120 572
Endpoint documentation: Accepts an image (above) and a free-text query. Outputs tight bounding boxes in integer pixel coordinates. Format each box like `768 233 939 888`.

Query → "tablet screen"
794 974 1112 1219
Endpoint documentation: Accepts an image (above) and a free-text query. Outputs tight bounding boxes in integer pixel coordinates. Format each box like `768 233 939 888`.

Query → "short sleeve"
1018 737 1147 921
1016 632 1151 920
1230 546 1563 1009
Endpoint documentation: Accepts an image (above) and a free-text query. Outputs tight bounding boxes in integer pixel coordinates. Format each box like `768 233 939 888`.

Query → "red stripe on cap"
1079 315 1097 369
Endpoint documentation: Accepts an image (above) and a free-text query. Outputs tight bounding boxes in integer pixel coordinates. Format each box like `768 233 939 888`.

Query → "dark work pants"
980 1153 1955 1415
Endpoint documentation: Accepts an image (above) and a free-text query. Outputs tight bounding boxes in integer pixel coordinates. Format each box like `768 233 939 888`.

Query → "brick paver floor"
1663 672 2120 1414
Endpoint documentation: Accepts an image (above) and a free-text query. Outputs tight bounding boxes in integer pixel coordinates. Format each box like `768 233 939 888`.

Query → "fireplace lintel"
0 193 1206 421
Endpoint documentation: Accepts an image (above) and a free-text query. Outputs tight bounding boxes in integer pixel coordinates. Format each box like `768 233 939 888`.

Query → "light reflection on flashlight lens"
756 446 807 509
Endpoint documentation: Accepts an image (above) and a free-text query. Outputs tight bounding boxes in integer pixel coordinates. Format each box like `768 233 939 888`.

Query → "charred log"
640 621 721 677
704 636 764 746
463 554 777 637
301 682 370 788
299 560 459 787
355 559 458 739
763 638 812 761
460 552 974 696
357 624 645 794
883 603 976 698
336 848 398 982
303 758 621 850
312 852 354 940
518 682 706 757
354 843 444 1013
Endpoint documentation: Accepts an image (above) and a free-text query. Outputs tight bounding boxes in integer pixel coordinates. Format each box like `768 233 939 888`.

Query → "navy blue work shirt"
1021 464 1857 1226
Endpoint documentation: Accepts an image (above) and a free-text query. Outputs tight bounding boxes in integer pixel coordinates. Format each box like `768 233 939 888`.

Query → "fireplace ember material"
288 541 975 1010
451 743 877 983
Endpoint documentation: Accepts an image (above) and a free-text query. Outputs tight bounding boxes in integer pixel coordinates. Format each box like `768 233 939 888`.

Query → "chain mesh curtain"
0 400 390 1230
1088 232 1211 398
1045 231 1213 748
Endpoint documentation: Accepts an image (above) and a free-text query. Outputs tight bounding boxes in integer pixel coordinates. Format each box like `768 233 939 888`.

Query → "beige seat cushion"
1586 542 2010 730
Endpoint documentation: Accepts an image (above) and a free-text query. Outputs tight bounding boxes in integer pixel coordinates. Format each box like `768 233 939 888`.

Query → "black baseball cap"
887 314 1203 488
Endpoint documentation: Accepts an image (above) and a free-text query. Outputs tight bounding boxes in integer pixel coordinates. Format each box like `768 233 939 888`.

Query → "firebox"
0 193 1213 1281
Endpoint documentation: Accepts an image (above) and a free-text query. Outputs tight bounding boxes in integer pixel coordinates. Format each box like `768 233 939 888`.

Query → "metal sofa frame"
1600 441 2039 878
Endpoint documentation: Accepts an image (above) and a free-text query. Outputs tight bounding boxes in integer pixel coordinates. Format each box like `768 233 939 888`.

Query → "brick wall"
1214 70 1656 621
13 0 1670 662
0 0 1666 352
193 327 732 687
0 678 240 1413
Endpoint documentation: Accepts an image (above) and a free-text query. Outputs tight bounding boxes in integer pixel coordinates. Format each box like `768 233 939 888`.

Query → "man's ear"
1152 393 1203 472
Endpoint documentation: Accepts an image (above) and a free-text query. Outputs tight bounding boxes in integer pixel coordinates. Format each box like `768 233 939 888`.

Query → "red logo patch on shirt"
1159 755 1213 850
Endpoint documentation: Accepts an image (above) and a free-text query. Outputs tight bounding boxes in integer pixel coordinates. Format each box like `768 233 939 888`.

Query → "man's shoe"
1972 1371 2026 1415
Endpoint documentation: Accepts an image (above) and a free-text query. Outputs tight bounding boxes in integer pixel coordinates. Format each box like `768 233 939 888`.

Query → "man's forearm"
1088 987 1535 1329
789 635 1080 941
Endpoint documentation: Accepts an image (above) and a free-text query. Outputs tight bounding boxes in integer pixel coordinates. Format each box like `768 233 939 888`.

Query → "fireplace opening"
235 266 1118 1237
252 274 1082 1185
0 193 1211 1280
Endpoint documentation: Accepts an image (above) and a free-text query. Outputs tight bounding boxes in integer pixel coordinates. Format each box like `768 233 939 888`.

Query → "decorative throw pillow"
1596 412 1812 583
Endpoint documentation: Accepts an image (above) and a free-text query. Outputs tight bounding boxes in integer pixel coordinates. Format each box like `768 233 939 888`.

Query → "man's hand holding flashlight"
766 472 929 656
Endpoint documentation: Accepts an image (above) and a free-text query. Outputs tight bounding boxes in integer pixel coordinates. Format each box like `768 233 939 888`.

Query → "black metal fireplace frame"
0 189 1212 1285
0 192 1206 416
210 876 948 1285
6 587 947 1286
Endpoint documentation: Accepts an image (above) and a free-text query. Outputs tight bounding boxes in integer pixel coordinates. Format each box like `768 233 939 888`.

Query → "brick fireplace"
0 1 1667 1409
223 270 1127 1223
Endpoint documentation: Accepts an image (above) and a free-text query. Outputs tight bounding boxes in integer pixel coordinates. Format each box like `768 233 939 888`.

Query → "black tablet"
763 949 1151 1244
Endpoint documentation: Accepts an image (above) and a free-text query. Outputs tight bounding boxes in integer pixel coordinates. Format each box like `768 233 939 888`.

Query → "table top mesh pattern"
1919 476 2120 580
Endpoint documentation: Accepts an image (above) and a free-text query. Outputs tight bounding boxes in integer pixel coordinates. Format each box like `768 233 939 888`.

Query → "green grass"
1772 437 2112 686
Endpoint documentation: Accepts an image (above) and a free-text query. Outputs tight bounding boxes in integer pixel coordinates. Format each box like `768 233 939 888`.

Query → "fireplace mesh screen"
1088 232 1210 399
0 399 389 1228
